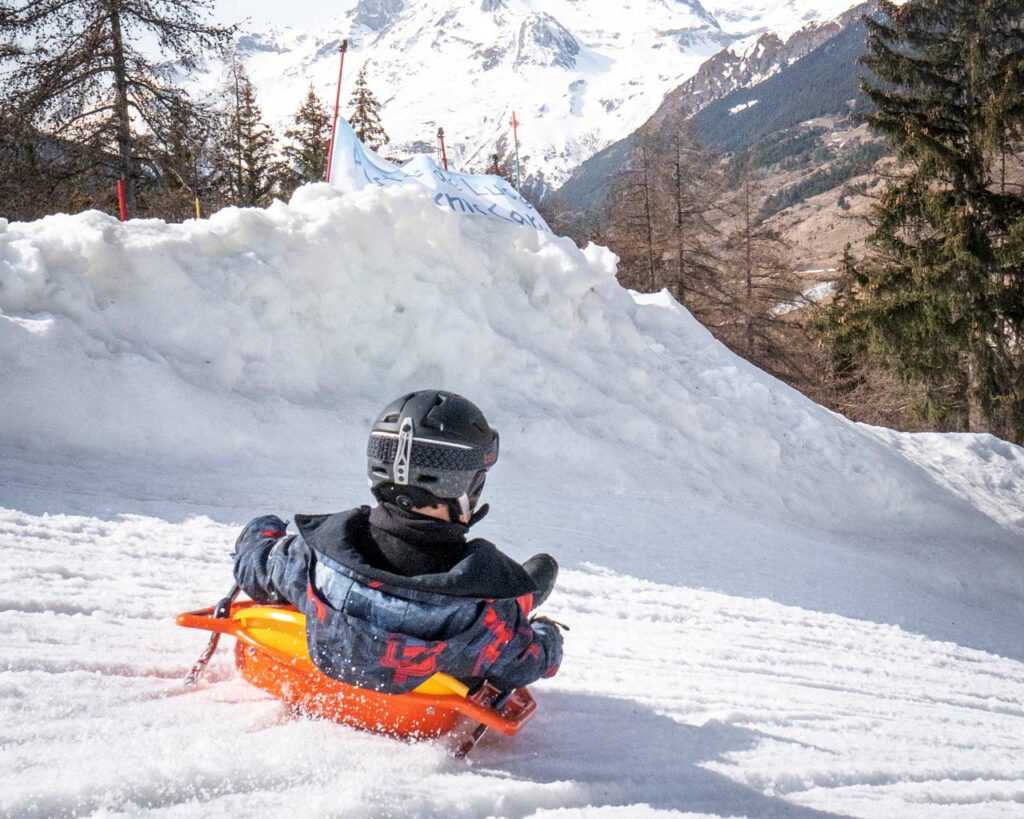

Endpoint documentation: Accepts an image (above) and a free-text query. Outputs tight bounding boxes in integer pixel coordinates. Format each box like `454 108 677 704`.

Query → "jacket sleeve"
232 515 311 607
481 600 563 692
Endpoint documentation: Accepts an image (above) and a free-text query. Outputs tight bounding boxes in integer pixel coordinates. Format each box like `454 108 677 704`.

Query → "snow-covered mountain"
550 1 874 226
197 0 863 190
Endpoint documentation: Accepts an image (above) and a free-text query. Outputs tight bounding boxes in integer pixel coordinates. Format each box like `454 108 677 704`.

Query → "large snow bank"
0 184 1017 551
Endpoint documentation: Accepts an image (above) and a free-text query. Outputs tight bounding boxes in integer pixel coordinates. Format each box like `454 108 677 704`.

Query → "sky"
213 0 342 30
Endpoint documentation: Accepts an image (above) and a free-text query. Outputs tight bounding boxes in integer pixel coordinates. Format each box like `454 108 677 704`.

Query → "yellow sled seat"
177 601 536 741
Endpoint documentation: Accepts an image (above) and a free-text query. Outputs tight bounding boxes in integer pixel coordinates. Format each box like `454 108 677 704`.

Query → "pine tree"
487 152 517 185
216 58 278 208
601 125 822 397
348 66 390 151
823 0 1024 440
280 85 330 197
0 114 53 220
0 0 234 218
605 125 723 299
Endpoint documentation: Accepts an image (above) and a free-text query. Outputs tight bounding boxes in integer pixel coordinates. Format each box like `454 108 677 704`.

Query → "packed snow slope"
2 186 1024 818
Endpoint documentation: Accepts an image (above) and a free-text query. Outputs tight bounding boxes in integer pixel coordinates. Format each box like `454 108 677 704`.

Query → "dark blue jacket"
233 507 562 694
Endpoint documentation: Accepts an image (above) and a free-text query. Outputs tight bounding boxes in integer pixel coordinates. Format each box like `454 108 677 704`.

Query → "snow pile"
867 427 1024 535
0 184 1013 547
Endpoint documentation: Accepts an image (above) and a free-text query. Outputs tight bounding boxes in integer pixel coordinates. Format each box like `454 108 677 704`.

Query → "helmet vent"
383 413 400 423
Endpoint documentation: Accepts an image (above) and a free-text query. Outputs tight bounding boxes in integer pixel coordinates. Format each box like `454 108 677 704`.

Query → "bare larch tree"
1 0 235 218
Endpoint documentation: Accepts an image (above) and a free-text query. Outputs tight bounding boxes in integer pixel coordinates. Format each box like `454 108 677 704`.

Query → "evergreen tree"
280 85 330 196
823 0 1024 440
216 58 278 208
0 115 57 221
0 0 234 218
348 66 390 151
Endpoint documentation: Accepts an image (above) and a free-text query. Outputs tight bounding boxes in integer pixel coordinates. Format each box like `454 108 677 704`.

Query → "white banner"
328 117 551 234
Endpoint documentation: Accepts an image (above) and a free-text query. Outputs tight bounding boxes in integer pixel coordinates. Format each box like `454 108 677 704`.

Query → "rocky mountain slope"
547 2 887 274
549 3 876 218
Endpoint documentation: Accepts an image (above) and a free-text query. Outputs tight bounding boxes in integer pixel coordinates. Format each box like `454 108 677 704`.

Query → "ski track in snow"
2 507 1023 819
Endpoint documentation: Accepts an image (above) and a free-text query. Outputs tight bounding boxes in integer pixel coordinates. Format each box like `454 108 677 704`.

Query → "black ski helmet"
367 390 499 519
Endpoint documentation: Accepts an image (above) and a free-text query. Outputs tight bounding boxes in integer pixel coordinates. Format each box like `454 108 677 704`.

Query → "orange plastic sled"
176 600 536 752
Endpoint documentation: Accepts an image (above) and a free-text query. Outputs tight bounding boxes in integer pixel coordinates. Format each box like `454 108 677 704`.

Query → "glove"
530 614 570 632
250 514 288 538
528 616 564 676
233 514 288 556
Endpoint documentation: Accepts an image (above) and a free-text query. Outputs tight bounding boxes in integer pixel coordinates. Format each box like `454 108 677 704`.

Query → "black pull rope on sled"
183 583 239 686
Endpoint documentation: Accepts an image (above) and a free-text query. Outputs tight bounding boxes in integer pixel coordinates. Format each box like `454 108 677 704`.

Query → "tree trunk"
108 0 135 218
743 175 754 357
232 62 244 205
966 353 987 433
640 136 655 292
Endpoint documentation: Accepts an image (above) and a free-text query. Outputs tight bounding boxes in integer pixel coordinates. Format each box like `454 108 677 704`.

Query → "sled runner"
176 598 537 757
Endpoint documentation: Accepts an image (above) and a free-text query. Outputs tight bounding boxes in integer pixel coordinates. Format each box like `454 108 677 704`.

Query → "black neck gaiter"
366 503 469 576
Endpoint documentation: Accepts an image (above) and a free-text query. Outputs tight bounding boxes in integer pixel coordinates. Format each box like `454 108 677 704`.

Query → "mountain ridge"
548 2 875 222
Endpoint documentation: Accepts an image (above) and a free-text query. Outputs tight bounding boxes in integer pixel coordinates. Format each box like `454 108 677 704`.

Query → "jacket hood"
293 508 539 600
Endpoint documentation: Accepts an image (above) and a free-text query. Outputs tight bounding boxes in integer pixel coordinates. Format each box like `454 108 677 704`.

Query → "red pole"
325 38 349 183
116 179 128 221
437 127 448 171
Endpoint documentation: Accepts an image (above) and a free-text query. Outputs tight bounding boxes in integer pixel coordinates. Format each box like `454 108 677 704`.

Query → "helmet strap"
468 503 490 527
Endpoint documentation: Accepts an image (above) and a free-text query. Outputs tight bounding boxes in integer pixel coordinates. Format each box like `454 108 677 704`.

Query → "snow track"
2 507 1022 818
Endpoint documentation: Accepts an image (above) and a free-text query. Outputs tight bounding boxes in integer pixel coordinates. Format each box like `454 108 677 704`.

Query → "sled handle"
181 585 240 686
